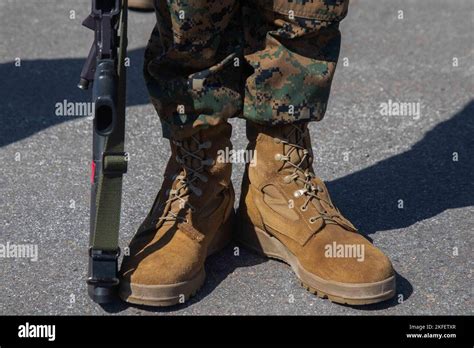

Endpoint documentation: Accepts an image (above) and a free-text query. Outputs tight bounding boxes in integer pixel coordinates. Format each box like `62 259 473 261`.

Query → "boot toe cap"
304 225 395 284
120 229 203 286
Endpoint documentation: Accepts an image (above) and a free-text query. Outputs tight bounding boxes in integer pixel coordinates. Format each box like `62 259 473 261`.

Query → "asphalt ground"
0 0 473 315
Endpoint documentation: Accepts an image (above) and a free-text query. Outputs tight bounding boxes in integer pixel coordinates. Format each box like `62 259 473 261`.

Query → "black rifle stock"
79 0 128 304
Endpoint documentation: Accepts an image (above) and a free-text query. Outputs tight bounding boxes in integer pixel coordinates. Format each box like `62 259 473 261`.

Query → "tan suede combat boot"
237 122 396 305
119 123 234 306
128 0 154 11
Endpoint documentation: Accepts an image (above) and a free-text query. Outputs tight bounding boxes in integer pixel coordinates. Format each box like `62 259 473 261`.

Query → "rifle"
78 0 128 304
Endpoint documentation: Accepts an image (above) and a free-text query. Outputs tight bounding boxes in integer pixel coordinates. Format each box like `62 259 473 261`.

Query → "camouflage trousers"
145 0 349 137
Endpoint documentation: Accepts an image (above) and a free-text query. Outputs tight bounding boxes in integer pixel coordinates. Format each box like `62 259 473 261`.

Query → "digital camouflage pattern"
144 0 349 137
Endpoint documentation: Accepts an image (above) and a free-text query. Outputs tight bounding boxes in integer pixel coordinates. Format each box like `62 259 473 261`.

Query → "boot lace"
158 135 213 223
274 124 340 225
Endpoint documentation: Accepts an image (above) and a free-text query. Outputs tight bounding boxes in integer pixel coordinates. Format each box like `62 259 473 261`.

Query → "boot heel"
237 220 292 262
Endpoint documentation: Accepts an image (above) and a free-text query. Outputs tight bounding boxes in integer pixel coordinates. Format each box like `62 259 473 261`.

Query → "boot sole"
238 221 396 306
119 216 233 307
119 268 206 307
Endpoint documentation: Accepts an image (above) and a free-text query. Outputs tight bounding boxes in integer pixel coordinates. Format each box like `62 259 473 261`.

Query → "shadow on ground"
0 48 148 147
327 100 474 235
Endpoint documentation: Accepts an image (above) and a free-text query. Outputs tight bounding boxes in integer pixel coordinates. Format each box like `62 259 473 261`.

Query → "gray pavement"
0 0 473 315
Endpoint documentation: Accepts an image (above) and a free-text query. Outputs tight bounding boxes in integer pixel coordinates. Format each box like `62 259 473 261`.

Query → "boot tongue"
282 144 309 170
281 125 311 172
165 138 204 221
181 138 203 173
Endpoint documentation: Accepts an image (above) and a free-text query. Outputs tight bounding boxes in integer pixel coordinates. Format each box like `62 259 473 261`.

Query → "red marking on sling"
91 161 96 184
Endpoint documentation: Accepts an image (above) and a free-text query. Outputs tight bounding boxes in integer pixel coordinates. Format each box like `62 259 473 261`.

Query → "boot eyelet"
309 217 317 224
300 205 307 212
274 154 283 161
283 176 292 184
294 189 304 198
273 138 281 144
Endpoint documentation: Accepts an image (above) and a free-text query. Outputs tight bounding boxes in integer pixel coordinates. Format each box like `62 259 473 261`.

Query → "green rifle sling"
91 0 128 252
